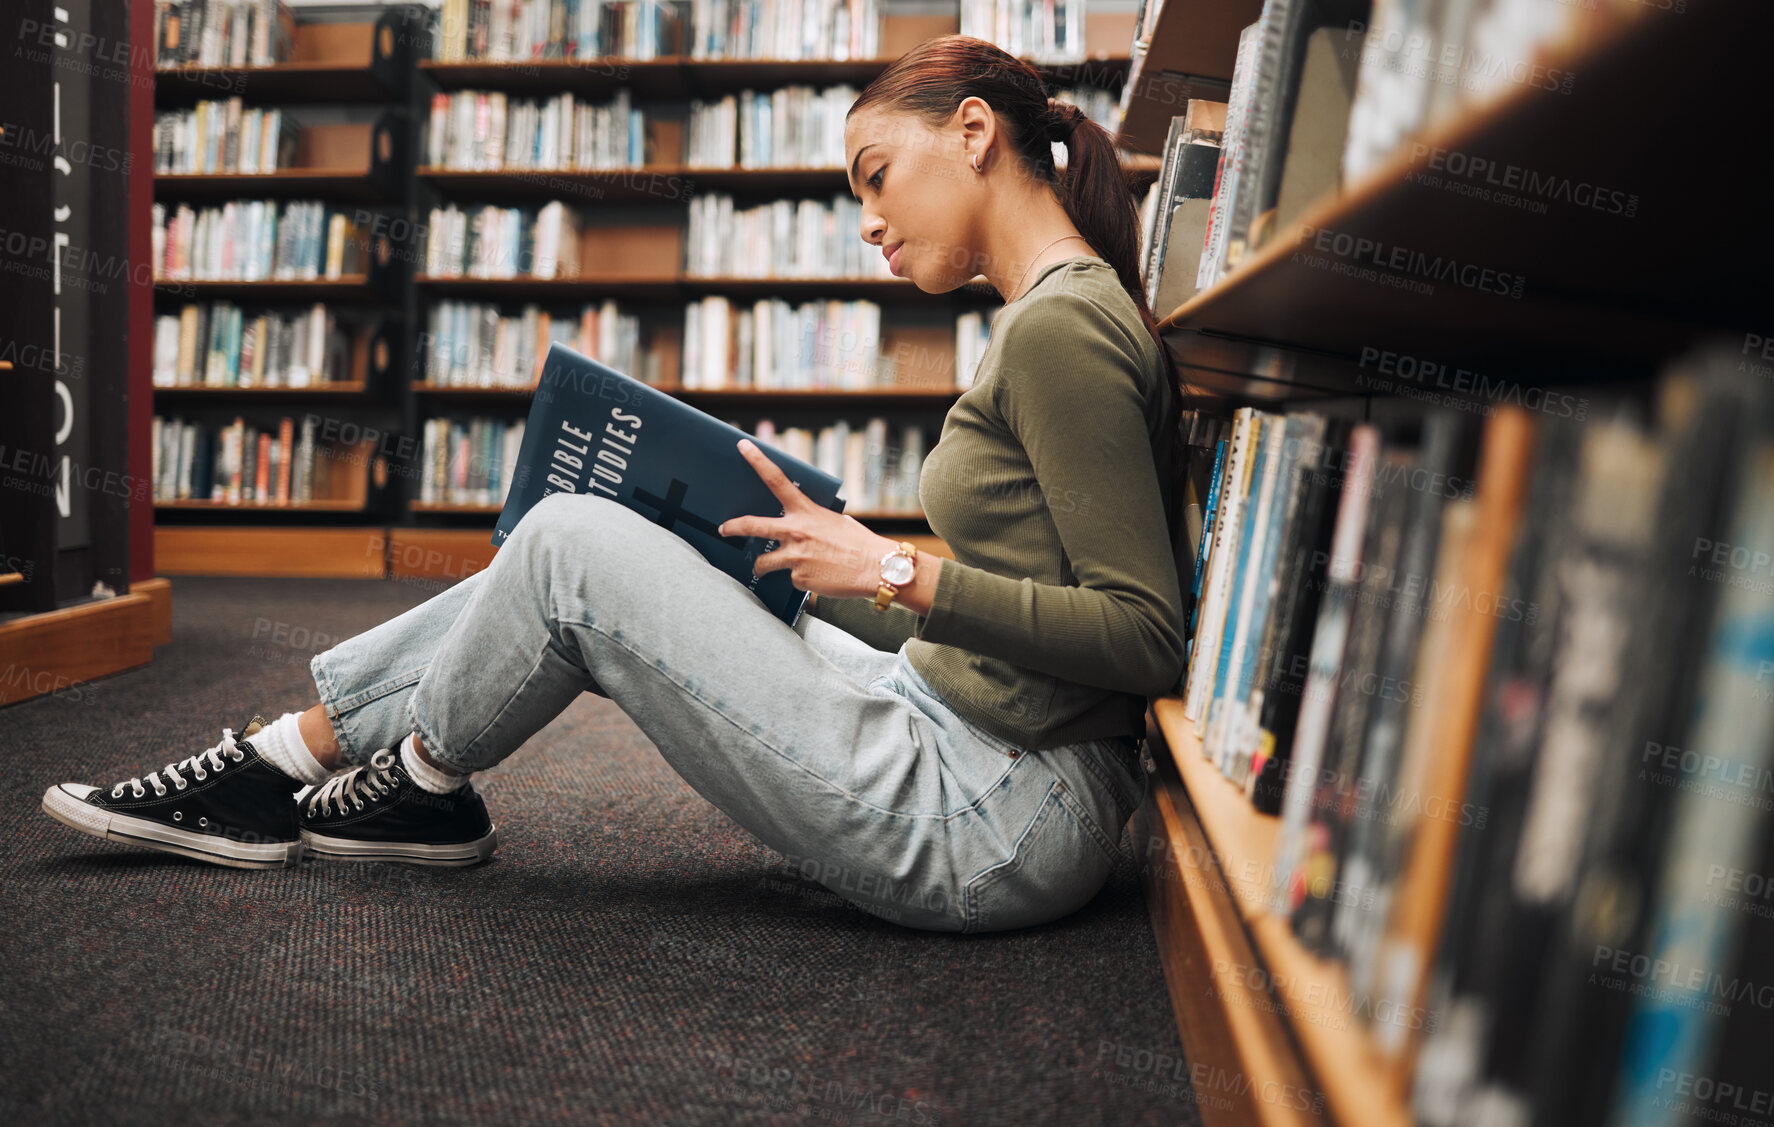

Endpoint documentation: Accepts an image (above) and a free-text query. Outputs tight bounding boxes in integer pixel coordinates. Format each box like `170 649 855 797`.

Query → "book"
494 342 849 626
1272 422 1378 913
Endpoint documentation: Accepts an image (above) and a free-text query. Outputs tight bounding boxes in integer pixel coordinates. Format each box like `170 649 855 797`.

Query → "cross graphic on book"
633 478 749 553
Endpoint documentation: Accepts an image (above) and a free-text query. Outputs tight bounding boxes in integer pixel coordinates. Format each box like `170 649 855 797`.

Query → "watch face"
882 554 915 585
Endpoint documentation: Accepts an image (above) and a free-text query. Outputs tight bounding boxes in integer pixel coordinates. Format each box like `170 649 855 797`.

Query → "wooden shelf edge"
0 591 161 706
155 526 387 578
1154 7 1649 343
155 168 377 181
153 382 370 395
1132 727 1333 1127
154 500 367 512
1144 696 1415 1127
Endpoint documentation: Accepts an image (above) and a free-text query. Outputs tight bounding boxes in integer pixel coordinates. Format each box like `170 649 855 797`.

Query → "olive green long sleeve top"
804 255 1186 750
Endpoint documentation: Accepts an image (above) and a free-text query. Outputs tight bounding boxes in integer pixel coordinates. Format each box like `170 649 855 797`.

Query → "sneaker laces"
111 729 248 799
306 747 398 817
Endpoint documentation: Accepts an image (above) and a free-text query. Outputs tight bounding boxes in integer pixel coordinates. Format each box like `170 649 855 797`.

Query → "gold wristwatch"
873 541 918 612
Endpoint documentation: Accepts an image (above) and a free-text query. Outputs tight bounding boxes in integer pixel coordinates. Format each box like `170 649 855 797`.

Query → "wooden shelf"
419 157 1160 202
156 527 388 577
412 382 538 397
412 272 975 303
417 52 1131 100
0 582 172 706
152 14 408 104
154 62 397 103
154 276 384 303
417 163 848 202
153 381 371 397
1141 695 1413 1127
413 382 963 405
1155 1 1767 395
155 499 367 512
1116 0 1258 153
153 168 391 201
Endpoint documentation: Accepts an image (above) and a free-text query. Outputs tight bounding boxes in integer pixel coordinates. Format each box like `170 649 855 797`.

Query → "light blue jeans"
310 493 1150 933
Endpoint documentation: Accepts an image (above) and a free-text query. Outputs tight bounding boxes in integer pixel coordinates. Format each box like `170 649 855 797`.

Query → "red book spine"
276 417 294 503
255 432 271 503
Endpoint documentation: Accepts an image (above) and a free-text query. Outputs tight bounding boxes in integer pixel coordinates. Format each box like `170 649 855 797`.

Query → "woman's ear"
954 96 995 167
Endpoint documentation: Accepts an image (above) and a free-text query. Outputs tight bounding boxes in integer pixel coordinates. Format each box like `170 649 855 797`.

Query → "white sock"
250 712 330 785
400 732 469 793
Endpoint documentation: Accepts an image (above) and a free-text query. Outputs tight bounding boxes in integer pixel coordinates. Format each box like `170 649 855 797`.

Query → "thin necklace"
1007 234 1090 303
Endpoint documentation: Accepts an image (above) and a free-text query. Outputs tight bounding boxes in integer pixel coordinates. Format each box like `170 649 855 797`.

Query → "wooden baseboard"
1132 717 1333 1127
135 576 173 646
0 589 164 706
156 526 388 578
1135 699 1416 1127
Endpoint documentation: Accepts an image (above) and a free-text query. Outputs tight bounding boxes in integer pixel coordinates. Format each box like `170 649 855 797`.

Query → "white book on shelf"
177 423 196 501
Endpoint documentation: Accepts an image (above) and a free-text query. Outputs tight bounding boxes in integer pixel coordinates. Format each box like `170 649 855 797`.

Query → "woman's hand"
717 438 898 600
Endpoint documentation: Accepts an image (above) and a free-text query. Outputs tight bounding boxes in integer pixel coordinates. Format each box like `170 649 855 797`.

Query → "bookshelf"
153 16 410 103
402 7 1139 543
1117 0 1259 154
1128 2 1770 1126
152 114 404 201
0 0 172 705
151 7 418 572
1152 0 1766 398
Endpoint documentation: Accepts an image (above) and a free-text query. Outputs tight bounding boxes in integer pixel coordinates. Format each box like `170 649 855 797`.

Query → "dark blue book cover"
494 343 849 626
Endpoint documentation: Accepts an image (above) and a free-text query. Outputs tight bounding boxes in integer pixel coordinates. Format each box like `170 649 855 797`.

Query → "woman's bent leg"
402 492 1133 932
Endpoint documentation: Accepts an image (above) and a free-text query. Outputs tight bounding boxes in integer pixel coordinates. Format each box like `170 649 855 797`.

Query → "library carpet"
1 576 1200 1127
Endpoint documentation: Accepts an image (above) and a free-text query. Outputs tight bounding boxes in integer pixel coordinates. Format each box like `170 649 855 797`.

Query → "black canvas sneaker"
299 747 497 866
40 717 306 869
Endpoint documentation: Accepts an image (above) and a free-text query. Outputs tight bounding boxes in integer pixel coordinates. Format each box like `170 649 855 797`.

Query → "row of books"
422 300 644 388
1343 0 1594 185
424 89 645 171
1136 98 1224 312
154 0 294 68
954 310 989 392
689 0 882 61
1166 346 1772 1124
959 0 1087 62
1136 0 1372 296
752 416 925 514
684 193 893 279
422 201 582 279
432 0 689 62
683 295 885 389
152 302 349 388
686 85 858 169
151 415 320 505
1139 0 1601 298
418 417 526 508
153 102 300 176
152 200 367 282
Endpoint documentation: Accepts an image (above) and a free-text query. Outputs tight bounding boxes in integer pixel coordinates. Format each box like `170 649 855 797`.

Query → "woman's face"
844 104 990 293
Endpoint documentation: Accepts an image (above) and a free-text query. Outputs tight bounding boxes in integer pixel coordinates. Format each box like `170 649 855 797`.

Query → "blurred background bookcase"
152 0 1158 581
151 6 419 577
1121 0 1770 1124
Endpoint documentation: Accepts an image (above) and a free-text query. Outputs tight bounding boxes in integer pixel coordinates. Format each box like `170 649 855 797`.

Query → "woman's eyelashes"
867 167 884 191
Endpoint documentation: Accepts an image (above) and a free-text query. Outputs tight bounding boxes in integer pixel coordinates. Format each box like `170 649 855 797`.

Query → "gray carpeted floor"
1 576 1201 1126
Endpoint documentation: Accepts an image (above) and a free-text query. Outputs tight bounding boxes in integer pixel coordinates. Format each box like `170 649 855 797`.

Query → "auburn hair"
849 33 1191 551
